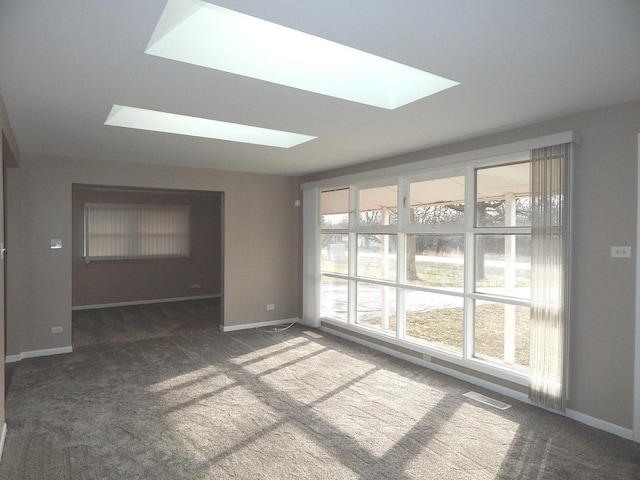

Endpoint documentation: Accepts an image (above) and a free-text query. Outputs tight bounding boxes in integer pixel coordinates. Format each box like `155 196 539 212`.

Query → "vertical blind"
84 203 190 261
529 143 569 411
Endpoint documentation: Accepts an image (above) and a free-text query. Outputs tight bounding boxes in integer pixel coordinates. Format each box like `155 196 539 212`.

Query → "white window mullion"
397 178 408 340
396 229 406 340
348 233 357 325
464 165 476 361
397 178 410 232
464 233 475 362
348 187 358 325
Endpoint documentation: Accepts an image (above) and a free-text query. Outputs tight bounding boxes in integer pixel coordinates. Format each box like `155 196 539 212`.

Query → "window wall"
315 154 535 383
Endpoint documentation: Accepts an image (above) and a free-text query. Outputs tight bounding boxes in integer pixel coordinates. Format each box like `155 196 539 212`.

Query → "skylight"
104 105 316 148
145 0 459 109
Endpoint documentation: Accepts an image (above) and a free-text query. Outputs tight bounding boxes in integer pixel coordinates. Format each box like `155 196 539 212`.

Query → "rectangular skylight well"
104 105 316 148
145 0 459 109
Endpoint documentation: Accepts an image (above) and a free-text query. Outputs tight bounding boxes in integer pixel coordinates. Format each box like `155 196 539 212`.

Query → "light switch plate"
611 246 631 258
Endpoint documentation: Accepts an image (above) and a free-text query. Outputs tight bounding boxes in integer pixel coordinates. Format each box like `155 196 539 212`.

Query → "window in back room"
83 203 190 262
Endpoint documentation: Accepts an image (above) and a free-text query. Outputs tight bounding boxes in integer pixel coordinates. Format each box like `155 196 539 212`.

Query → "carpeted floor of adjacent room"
1 298 639 479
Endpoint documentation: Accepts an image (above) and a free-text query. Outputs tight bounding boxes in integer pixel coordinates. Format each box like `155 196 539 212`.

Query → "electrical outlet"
611 246 632 258
51 326 63 334
267 304 275 311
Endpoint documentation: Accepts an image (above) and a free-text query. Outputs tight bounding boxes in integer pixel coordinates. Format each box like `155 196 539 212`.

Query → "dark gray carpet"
1 299 639 479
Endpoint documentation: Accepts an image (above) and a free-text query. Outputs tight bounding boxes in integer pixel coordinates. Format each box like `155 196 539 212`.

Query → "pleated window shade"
84 203 190 262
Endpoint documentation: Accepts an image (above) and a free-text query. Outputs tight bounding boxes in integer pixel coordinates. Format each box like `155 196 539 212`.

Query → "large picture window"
84 203 190 261
309 141 570 406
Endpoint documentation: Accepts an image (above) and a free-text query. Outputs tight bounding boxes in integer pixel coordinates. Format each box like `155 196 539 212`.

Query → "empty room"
0 1 640 478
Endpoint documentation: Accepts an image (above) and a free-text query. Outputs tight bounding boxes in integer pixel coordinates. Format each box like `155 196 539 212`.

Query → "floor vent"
303 330 323 339
463 391 511 410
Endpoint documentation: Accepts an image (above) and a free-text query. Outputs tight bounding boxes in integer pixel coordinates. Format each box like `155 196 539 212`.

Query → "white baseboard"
0 422 6 464
72 294 221 311
321 325 638 443
221 318 298 332
565 408 635 441
5 346 73 363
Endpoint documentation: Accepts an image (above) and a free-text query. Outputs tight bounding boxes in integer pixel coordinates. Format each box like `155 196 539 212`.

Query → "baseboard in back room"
71 294 221 311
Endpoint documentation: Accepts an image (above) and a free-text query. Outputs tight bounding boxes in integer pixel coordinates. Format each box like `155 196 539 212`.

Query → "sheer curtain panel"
529 143 569 410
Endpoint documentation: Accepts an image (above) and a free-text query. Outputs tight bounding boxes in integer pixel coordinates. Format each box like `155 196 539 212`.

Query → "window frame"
303 131 575 387
318 162 532 385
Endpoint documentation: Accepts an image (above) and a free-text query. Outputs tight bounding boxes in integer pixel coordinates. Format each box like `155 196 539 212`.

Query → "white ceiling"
1 0 639 176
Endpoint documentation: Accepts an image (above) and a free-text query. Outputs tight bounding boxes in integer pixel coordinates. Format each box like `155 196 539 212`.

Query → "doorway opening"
71 184 223 346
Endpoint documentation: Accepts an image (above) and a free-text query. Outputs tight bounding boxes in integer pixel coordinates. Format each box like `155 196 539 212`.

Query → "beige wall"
6 155 301 356
72 186 222 307
301 100 640 431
